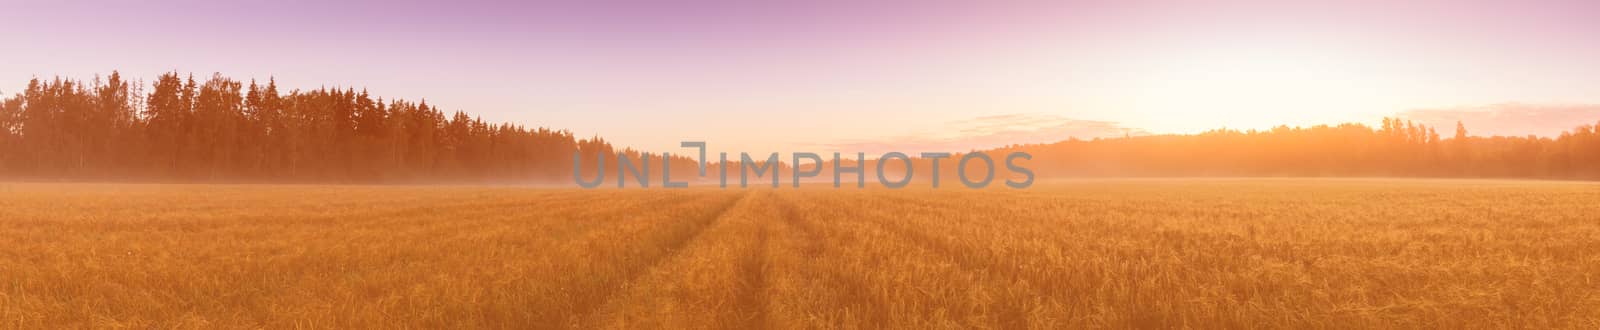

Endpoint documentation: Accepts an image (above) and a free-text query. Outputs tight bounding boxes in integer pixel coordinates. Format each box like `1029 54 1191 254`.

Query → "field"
1 179 1599 329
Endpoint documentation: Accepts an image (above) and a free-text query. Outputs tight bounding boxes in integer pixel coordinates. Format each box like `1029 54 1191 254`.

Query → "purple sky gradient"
4 0 1599 152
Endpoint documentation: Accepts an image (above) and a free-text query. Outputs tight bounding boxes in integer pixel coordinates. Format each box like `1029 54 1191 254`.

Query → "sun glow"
1124 46 1390 133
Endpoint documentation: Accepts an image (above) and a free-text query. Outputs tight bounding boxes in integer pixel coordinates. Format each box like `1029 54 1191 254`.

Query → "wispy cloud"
813 113 1145 154
1400 103 1600 137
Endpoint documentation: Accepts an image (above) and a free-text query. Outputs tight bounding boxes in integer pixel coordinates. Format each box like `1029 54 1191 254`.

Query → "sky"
3 0 1599 153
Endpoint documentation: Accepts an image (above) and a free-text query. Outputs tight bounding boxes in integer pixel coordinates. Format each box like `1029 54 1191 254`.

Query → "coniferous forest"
3 71 1600 183
0 72 621 182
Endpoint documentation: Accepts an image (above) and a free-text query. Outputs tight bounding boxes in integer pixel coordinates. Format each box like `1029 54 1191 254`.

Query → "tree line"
0 72 627 182
1005 117 1600 179
4 71 1600 183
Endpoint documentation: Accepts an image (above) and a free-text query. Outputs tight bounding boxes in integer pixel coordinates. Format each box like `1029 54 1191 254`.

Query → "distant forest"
1007 118 1600 179
3 71 1600 183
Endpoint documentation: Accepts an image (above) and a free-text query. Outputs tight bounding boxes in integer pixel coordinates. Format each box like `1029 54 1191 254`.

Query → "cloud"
1400 103 1600 137
814 113 1145 154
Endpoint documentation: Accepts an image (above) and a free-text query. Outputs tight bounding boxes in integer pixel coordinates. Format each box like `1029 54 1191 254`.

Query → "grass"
1 179 1598 328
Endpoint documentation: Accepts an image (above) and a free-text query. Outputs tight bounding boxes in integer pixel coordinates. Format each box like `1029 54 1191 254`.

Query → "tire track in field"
572 191 752 326
843 192 1047 328
771 193 826 258
768 192 890 328
737 195 772 329
782 191 1039 329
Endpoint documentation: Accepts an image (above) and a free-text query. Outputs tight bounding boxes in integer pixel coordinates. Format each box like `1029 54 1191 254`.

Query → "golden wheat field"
1 179 1599 329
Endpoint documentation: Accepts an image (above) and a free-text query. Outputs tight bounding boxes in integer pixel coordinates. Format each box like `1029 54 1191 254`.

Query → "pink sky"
3 0 1599 153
